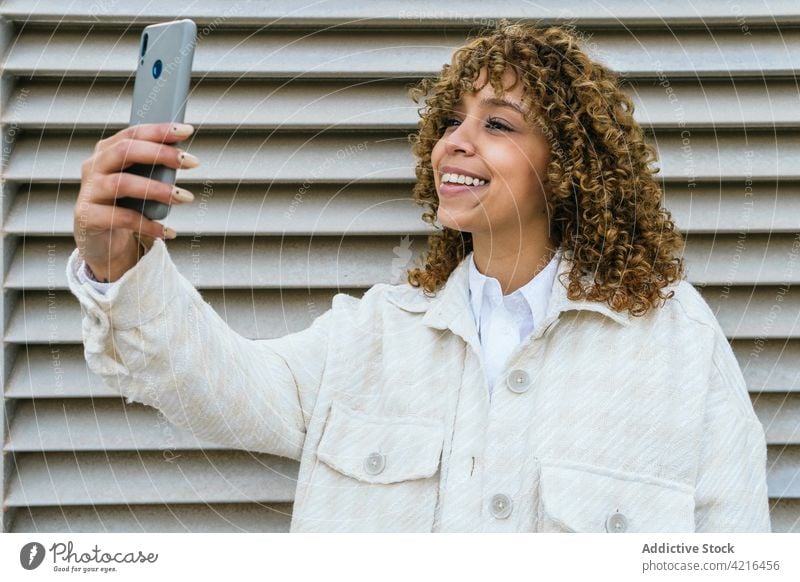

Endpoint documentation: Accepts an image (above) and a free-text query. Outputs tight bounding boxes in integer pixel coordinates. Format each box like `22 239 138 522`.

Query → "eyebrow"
454 97 527 117
482 97 527 116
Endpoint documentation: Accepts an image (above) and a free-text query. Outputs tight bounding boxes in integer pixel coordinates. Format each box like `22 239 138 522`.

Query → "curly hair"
405 19 686 318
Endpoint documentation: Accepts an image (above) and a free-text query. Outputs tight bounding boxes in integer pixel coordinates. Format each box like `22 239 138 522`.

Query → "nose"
443 116 477 156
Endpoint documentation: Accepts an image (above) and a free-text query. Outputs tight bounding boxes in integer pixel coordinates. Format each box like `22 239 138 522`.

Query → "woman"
68 21 771 533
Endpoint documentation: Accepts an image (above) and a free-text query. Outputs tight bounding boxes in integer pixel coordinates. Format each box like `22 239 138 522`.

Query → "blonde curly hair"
405 19 686 318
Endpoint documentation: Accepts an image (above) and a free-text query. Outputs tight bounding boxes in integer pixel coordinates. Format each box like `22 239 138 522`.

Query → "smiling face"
430 66 554 257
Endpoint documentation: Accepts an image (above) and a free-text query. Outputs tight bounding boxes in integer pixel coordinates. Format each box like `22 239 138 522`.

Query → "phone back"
119 19 197 220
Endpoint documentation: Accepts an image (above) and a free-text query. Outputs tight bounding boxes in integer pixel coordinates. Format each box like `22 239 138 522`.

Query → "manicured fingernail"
171 123 195 137
172 187 195 203
162 226 178 239
177 150 200 168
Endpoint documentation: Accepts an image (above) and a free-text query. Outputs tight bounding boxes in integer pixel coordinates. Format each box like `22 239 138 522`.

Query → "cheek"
529 140 551 181
430 139 445 163
517 143 551 199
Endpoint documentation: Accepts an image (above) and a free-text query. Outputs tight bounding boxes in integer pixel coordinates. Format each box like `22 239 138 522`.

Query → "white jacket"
65 237 772 533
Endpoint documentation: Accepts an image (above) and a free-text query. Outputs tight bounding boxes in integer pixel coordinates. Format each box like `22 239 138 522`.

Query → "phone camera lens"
152 59 163 79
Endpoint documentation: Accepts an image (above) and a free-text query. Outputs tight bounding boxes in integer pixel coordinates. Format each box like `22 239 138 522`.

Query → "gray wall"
1 1 798 532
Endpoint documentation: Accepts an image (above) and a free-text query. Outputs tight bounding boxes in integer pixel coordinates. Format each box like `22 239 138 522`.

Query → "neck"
471 234 558 295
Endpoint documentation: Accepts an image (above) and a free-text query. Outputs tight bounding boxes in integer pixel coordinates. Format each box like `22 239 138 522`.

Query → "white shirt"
467 249 562 395
77 260 116 291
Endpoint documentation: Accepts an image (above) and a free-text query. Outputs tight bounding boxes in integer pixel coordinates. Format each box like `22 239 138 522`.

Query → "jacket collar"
385 248 632 353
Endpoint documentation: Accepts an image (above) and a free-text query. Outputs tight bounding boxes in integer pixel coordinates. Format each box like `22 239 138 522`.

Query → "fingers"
88 138 199 175
88 203 175 240
90 172 194 206
97 122 194 150
76 122 197 244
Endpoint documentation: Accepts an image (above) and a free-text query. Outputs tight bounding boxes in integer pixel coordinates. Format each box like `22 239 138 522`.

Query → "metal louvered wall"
1 1 798 533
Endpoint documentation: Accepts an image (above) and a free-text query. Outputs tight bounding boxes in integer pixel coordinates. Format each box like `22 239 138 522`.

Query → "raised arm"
69 122 337 461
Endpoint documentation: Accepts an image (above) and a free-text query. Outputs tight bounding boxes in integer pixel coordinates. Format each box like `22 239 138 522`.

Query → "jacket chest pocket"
537 460 696 533
302 401 445 532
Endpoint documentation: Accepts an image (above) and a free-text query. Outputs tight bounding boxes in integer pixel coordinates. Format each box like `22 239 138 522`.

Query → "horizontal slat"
8 183 799 236
5 451 298 506
4 29 798 79
6 236 427 290
6 288 345 344
709 286 800 340
647 132 800 181
10 340 799 400
664 183 800 234
683 233 800 286
5 132 799 183
6 282 800 345
6 399 226 452
3 133 413 183
754 394 800 445
3 0 798 27
10 502 292 533
9 233 799 290
2 80 416 131
7 344 129 398
9 233 800 291
5 79 798 130
767 499 800 533
7 185 423 237
627 80 800 129
767 447 800 499
734 340 800 394
7 395 795 452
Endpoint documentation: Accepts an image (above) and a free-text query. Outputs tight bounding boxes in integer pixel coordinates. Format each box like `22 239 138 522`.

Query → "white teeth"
441 172 487 186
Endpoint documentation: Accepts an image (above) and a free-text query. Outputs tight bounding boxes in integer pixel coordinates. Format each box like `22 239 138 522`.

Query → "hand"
73 122 199 281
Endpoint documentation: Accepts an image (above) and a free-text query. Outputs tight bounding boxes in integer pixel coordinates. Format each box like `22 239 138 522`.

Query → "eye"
487 118 512 132
440 116 512 132
441 116 460 128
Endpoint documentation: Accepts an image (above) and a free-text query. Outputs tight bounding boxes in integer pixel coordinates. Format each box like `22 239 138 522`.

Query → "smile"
438 180 490 197
441 172 488 186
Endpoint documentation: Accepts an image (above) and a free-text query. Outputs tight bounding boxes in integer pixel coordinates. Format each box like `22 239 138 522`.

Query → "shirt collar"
467 249 562 330
384 246 632 357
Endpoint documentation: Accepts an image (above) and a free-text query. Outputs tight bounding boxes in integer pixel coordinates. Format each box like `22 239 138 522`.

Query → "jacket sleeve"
65 236 337 461
693 323 772 532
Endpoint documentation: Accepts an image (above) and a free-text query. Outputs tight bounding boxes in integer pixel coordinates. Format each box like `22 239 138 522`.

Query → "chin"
436 213 476 233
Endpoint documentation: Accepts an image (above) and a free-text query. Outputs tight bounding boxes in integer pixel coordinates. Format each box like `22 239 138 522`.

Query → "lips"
438 180 489 197
437 165 491 198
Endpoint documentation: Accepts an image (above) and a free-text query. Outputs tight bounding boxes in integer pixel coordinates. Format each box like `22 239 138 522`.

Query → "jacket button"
363 452 386 475
506 369 531 393
605 511 628 533
490 493 513 519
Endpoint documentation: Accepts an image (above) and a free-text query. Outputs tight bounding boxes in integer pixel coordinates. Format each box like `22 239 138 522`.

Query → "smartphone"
116 19 197 220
